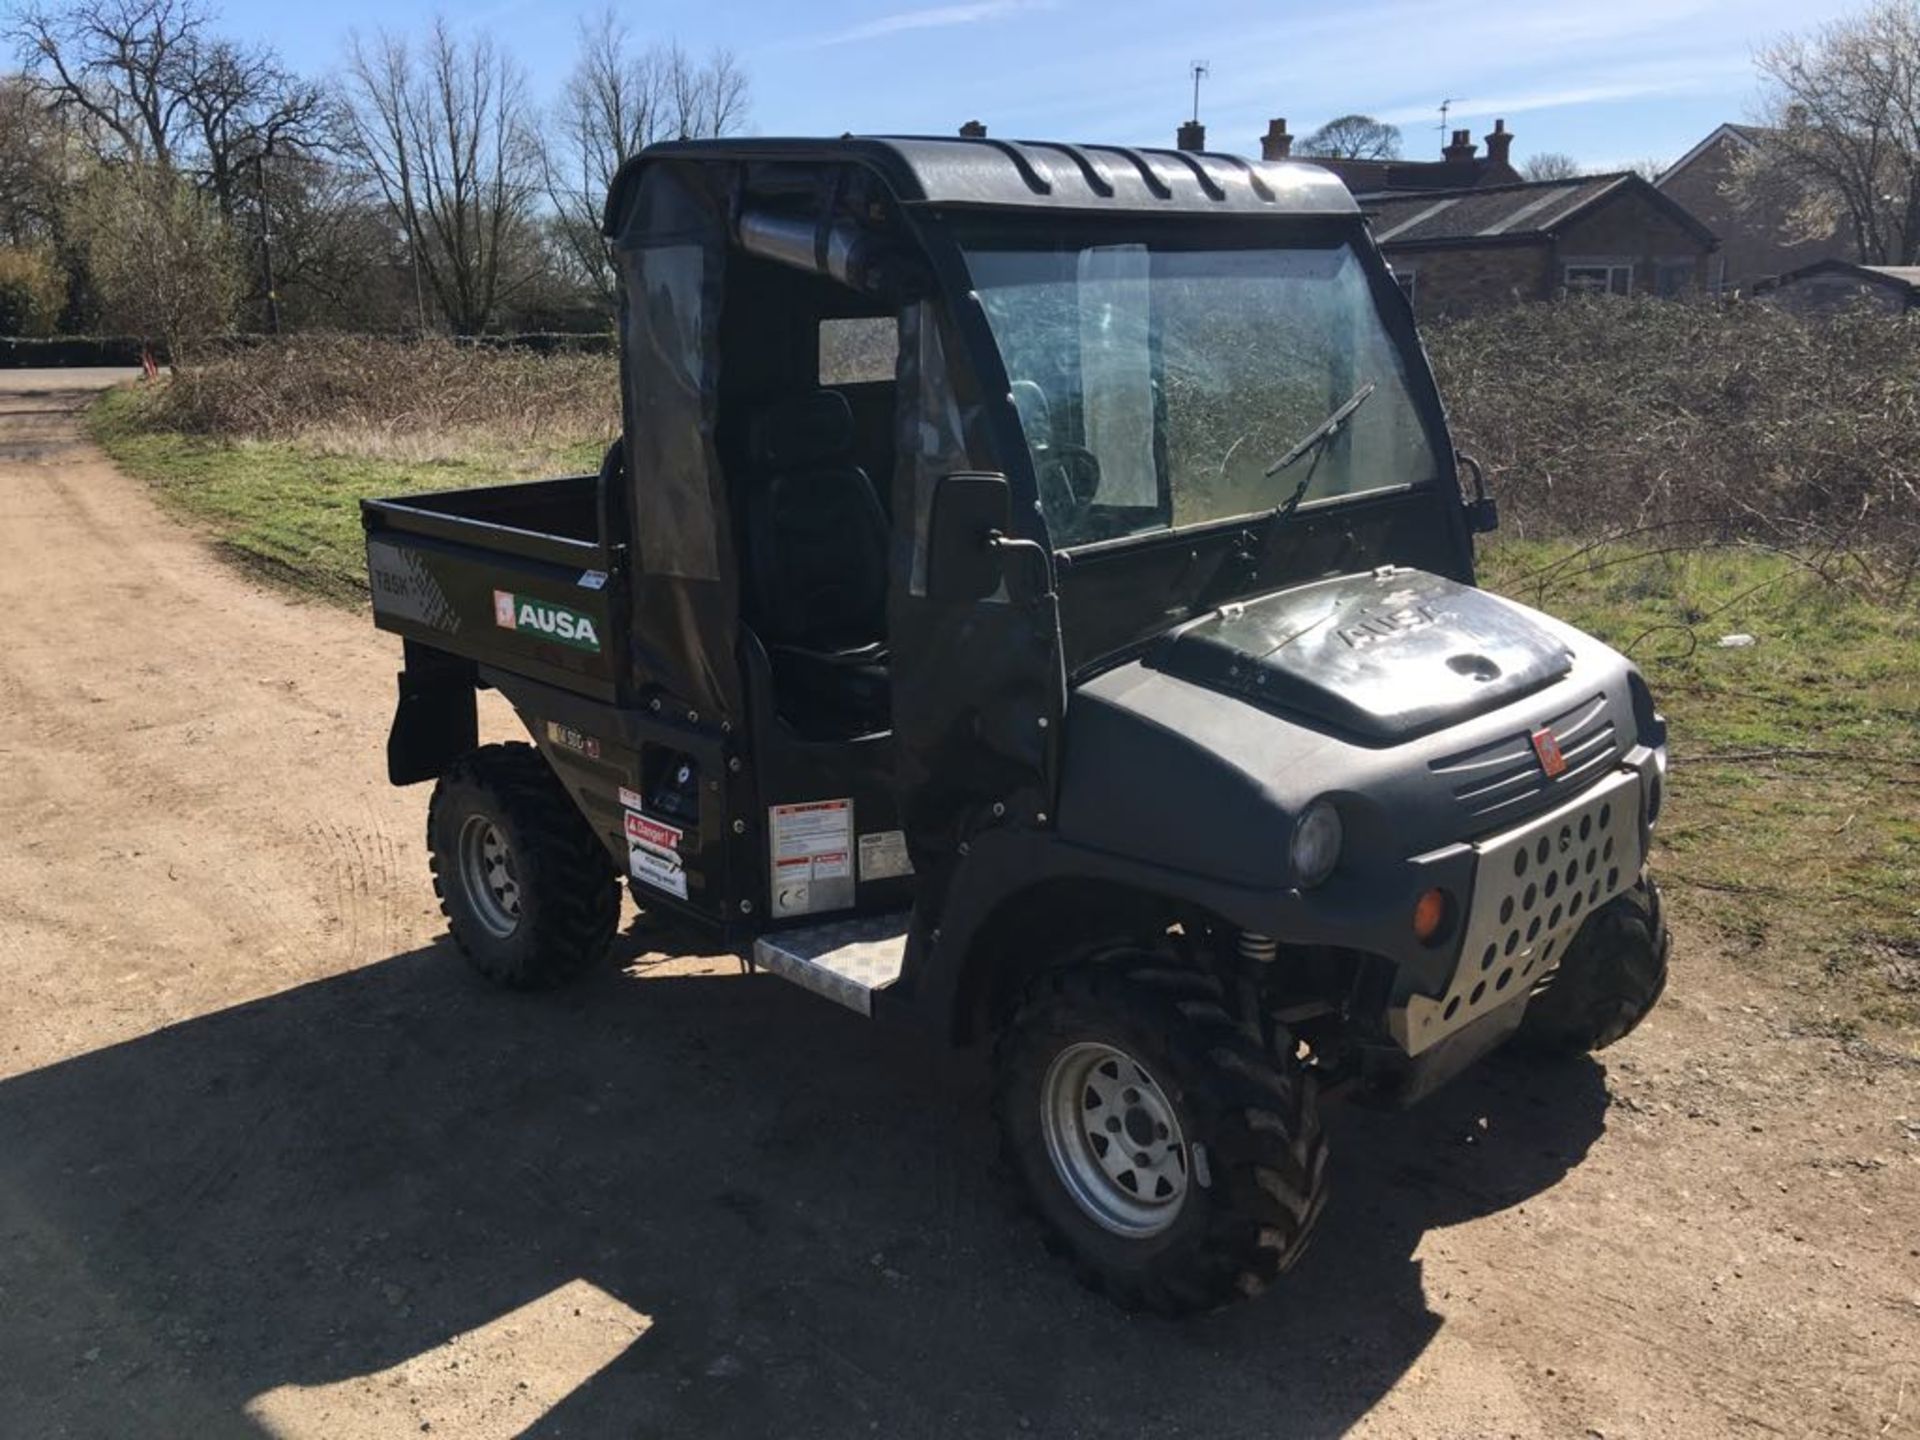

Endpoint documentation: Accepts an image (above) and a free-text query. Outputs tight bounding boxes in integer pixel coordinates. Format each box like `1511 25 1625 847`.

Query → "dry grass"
145 334 620 453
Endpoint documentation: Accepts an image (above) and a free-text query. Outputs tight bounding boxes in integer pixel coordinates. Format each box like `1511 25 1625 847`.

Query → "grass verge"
89 385 605 603
1482 540 1919 1050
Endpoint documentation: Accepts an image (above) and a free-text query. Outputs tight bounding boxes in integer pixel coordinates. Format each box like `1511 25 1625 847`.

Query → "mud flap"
387 641 477 785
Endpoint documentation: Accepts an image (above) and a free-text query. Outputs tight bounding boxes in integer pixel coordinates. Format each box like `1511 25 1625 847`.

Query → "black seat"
742 391 891 736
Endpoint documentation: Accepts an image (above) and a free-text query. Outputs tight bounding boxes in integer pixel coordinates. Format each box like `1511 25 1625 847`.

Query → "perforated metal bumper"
1393 768 1643 1056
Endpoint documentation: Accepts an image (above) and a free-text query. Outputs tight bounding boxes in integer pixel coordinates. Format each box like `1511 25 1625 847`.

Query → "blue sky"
234 0 1866 171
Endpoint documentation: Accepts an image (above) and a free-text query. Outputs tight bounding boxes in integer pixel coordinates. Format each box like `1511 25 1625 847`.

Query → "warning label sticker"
630 841 687 899
858 830 914 882
625 811 681 853
769 798 854 917
625 810 687 900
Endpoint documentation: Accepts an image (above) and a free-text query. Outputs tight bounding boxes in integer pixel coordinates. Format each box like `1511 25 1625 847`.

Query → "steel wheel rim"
1040 1041 1189 1238
458 814 522 939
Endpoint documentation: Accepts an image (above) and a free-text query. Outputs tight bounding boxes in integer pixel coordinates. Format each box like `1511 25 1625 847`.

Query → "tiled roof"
1364 175 1629 245
1306 156 1510 193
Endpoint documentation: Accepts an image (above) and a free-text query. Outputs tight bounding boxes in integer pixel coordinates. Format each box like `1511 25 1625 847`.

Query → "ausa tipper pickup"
362 136 1671 1314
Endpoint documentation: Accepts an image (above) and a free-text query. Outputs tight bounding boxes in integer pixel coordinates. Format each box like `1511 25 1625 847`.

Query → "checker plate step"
752 912 909 1016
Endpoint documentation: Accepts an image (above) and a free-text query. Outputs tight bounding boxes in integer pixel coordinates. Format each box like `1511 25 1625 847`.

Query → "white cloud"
808 0 1031 47
1373 59 1753 127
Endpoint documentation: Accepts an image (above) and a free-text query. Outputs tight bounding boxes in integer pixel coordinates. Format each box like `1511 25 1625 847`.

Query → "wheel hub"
458 814 522 939
1040 1041 1189 1238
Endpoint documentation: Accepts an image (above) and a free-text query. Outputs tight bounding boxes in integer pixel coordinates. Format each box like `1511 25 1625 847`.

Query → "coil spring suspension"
1237 931 1278 965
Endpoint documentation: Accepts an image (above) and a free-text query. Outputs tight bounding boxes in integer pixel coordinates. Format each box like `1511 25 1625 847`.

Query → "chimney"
1261 118 1293 160
1442 127 1477 163
1176 119 1207 152
958 119 987 138
1484 118 1512 168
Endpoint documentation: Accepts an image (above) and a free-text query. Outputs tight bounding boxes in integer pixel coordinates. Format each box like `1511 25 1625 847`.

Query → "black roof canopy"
605 135 1360 234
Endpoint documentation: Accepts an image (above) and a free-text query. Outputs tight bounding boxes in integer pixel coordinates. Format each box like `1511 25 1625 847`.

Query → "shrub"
0 247 67 337
1426 297 1920 583
65 166 240 359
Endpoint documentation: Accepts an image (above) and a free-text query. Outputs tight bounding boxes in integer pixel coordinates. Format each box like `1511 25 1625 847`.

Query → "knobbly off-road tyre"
994 957 1329 1316
1515 873 1670 1055
427 742 619 989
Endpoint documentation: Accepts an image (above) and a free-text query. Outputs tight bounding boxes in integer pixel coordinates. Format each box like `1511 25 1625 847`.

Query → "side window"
818 316 899 386
1564 263 1632 296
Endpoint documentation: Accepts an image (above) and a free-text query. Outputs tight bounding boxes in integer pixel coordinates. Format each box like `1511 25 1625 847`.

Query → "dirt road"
1 372 1916 1439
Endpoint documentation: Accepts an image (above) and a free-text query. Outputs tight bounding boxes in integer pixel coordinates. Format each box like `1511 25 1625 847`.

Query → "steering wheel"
1037 444 1102 534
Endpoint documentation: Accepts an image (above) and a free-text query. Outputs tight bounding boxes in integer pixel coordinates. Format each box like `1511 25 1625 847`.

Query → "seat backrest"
743 391 890 650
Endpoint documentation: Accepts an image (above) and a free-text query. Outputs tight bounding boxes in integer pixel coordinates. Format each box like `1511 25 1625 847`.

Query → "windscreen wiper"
1264 380 1377 479
1251 379 1376 568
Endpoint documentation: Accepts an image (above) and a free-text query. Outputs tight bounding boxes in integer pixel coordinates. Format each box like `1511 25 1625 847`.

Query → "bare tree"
1298 114 1401 161
7 0 206 168
245 154 416 330
336 20 541 335
543 12 748 306
10 0 324 224
1736 2 1920 265
1522 152 1582 181
173 38 324 217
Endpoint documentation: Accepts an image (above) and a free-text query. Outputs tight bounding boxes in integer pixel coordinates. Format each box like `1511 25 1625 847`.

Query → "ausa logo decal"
493 590 601 653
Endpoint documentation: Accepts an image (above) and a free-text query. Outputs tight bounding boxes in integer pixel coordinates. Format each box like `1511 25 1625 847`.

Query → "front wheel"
427 742 620 989
994 957 1328 1315
1515 873 1670 1054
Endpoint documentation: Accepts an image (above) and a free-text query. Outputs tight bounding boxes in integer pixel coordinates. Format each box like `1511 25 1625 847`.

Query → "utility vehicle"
362 136 1671 1315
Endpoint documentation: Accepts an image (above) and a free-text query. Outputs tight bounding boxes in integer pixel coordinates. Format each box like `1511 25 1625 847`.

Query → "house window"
1392 269 1417 306
1564 263 1633 296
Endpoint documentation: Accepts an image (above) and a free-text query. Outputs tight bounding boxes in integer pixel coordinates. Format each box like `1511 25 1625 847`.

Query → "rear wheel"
1515 873 1669 1054
994 955 1328 1315
427 742 619 988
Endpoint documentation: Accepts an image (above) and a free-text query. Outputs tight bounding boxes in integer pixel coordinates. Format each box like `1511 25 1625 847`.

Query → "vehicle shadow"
0 921 1611 1439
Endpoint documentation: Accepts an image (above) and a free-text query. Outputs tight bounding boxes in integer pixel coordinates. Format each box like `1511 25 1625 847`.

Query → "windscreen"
963 234 1442 547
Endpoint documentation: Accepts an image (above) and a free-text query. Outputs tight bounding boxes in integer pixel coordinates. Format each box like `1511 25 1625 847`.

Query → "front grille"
1394 767 1642 1056
1429 692 1619 830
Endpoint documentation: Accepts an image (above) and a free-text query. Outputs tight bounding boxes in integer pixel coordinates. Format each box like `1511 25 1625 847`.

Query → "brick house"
1655 124 1847 294
1252 117 1719 318
1362 173 1719 320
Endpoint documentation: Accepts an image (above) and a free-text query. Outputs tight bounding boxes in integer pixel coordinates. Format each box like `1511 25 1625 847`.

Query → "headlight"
1290 800 1343 888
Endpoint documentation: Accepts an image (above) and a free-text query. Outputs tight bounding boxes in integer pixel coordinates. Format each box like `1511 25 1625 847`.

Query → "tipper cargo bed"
364 472 624 700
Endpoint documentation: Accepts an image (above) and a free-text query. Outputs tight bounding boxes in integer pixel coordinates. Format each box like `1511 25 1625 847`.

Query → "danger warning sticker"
769 798 853 917
625 810 681 854
625 810 686 900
